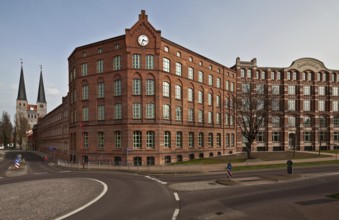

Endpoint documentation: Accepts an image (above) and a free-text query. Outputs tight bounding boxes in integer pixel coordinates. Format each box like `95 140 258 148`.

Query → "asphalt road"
1 151 339 220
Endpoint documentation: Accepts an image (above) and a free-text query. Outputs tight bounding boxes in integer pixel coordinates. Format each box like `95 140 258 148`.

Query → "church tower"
36 65 47 118
16 61 28 119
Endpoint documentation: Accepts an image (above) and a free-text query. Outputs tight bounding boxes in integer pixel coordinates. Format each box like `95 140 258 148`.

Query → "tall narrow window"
97 82 104 98
113 56 121 70
164 131 171 148
132 79 141 95
132 54 141 69
198 110 203 123
175 85 182 99
188 108 194 122
188 67 194 79
163 104 170 119
176 106 182 121
98 105 105 120
82 85 88 100
115 131 121 148
98 132 104 148
208 93 213 106
176 132 182 148
198 91 203 104
188 88 193 102
133 131 142 148
216 78 221 88
146 55 154 69
176 63 182 76
217 133 221 147
83 132 88 148
198 71 204 83
115 103 122 119
198 132 204 147
188 132 194 148
114 80 121 96
146 131 155 148
133 103 142 119
146 79 154 95
208 133 213 146
163 82 170 97
163 58 170 72
82 107 88 121
97 60 104 73
208 75 213 86
146 103 155 119
81 63 88 76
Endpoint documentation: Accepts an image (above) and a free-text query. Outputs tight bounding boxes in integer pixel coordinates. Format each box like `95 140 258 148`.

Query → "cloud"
47 86 61 97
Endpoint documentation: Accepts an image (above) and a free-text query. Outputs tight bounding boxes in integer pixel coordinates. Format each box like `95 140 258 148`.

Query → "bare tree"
1 112 13 147
15 112 30 147
230 81 274 159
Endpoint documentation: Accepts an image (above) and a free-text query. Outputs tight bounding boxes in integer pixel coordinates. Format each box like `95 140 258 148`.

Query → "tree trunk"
245 143 251 159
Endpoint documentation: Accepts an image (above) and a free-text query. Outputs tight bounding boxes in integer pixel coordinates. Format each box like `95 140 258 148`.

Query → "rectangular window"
216 95 220 107
208 75 213 86
271 72 275 80
132 79 141 95
164 131 171 148
272 85 280 95
133 103 142 119
288 100 295 111
98 132 104 148
133 131 142 148
318 100 325 111
188 88 193 102
208 133 213 146
113 56 121 70
333 87 339 96
163 58 170 72
198 133 204 147
208 112 213 124
288 85 295 95
304 100 310 111
208 93 212 106
257 132 264 142
188 108 194 122
98 105 105 120
198 71 204 83
272 99 280 111
115 104 122 119
241 69 245 78
176 63 182 76
334 132 339 142
198 91 203 104
115 131 121 148
176 106 182 121
188 132 194 148
319 86 325 96
146 55 154 69
304 86 311 95
175 85 182 99
246 69 251 78
188 67 194 80
114 80 121 96
146 131 155 148
82 85 88 100
277 72 281 80
216 78 221 88
97 60 104 73
82 107 88 121
198 110 203 123
98 83 104 98
132 54 141 69
146 103 155 119
81 63 88 76
272 132 280 142
333 101 339 112
176 132 182 148
304 132 311 142
163 82 170 97
163 105 170 119
216 133 221 147
83 132 88 148
146 80 154 95
216 113 220 125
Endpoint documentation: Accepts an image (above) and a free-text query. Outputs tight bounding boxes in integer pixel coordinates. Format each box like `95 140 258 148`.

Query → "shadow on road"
5 151 44 162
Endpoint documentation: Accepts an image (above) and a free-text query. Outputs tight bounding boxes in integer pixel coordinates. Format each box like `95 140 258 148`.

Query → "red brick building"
233 57 339 152
63 11 237 165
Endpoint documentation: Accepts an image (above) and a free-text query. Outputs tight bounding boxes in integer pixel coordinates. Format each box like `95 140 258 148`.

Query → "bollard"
287 159 293 174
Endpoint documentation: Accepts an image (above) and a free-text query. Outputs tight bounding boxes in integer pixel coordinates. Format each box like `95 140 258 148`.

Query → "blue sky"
1 0 339 122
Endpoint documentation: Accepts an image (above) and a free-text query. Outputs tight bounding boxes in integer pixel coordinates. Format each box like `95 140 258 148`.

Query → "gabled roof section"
17 62 27 101
125 10 161 40
287 57 328 72
37 66 46 103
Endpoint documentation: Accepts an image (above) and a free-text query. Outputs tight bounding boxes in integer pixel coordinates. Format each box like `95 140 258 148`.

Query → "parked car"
0 145 4 150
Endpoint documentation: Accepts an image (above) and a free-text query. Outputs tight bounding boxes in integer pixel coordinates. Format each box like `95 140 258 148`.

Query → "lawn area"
174 151 331 165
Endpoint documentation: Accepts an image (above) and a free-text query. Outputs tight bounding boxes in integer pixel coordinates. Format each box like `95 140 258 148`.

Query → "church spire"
37 65 46 103
17 60 27 101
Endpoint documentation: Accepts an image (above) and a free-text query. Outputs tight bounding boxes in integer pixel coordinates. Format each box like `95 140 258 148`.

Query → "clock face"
138 35 149 46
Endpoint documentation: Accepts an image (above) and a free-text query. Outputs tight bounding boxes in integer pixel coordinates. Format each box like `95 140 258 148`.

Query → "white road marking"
172 208 180 220
59 170 71 173
174 192 180 201
34 172 48 175
54 178 108 220
145 175 167 185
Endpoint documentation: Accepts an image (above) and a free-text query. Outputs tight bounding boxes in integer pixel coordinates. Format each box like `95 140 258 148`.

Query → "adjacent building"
233 57 339 152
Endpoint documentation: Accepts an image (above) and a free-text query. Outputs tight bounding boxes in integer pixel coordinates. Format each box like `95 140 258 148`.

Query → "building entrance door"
288 133 296 150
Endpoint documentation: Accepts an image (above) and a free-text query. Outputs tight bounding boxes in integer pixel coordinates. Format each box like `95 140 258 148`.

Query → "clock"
138 35 149 46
